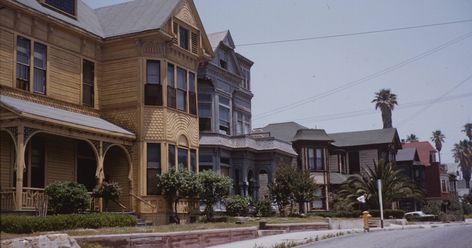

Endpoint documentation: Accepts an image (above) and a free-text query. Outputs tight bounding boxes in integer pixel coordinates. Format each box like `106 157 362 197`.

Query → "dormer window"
41 0 76 17
173 21 199 54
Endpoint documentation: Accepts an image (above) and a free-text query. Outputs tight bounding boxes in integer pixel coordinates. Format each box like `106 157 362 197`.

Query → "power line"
293 92 472 123
237 18 472 47
253 31 472 120
397 72 472 127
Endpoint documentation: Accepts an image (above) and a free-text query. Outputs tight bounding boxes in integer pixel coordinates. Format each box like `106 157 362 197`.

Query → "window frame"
16 36 31 91
41 0 77 18
218 95 231 135
82 59 95 107
33 42 47 94
146 143 161 195
145 60 163 106
308 147 325 172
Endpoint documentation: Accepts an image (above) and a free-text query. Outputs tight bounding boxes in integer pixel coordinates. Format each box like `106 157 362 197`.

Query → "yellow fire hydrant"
362 211 371 232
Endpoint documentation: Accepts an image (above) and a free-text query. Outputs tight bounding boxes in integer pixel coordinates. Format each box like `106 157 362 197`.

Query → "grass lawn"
0 215 327 240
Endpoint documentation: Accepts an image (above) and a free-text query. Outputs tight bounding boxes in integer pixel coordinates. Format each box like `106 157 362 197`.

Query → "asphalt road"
306 224 472 248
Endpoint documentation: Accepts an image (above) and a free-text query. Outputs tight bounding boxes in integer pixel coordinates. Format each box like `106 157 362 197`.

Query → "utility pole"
377 179 384 228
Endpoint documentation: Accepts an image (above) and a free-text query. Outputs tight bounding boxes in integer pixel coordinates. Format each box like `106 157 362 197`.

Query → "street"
307 224 472 248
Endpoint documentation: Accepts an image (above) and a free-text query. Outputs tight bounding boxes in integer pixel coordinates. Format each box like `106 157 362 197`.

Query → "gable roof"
94 0 179 38
0 95 134 138
329 128 400 148
208 30 231 50
256 122 307 143
396 147 420 162
402 141 436 166
293 129 333 142
14 0 104 37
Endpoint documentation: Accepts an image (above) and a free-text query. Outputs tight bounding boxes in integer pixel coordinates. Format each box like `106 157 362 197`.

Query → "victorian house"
257 122 401 211
0 0 214 224
197 31 296 200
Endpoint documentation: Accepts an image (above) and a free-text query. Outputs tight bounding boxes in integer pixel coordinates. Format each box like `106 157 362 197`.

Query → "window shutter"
191 32 198 54
172 22 179 45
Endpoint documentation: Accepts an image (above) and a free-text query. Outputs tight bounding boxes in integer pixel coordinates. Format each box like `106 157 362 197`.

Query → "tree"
269 165 296 216
463 123 472 141
372 89 398 129
157 169 200 224
44 181 90 214
197 170 232 221
337 160 423 209
453 140 472 189
431 130 445 163
292 170 318 214
406 134 419 142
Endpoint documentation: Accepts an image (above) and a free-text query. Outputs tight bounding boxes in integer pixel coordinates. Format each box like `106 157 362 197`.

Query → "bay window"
168 144 175 169
178 147 188 171
199 94 212 131
189 72 197 115
218 96 230 135
308 148 324 171
167 63 176 109
176 67 187 111
147 143 161 195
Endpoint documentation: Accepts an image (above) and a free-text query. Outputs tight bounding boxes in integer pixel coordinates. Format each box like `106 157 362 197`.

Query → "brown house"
0 0 214 223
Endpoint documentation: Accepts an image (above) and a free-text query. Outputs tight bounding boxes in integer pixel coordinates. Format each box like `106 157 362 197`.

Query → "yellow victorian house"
0 0 213 223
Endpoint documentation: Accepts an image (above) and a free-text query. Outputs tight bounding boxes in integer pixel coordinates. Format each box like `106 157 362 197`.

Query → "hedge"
0 213 137 234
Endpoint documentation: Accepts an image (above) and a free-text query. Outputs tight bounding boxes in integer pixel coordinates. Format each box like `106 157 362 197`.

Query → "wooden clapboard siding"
329 154 338 172
104 146 130 210
0 8 15 29
359 149 378 171
15 13 33 36
49 29 81 54
48 47 82 104
100 58 139 108
0 29 14 87
0 131 14 189
101 41 139 61
45 135 76 184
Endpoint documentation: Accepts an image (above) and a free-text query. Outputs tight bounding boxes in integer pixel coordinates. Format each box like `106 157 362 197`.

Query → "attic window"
41 0 76 17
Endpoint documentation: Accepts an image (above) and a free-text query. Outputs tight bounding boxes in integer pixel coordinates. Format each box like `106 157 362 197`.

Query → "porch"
0 95 136 213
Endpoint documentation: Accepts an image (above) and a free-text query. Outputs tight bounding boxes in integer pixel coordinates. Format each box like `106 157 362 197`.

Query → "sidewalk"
208 222 471 248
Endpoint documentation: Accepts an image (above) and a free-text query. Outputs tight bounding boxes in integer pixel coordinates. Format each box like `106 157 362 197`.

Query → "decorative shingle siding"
143 108 166 140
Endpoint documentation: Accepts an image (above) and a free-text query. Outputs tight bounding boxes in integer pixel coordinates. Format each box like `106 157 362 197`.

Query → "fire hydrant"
362 211 371 232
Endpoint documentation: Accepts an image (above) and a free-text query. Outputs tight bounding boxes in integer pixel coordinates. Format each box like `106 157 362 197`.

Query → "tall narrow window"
168 144 175 169
147 143 161 195
33 43 47 94
167 64 176 109
16 36 30 91
190 149 197 172
219 96 230 135
82 60 95 107
145 60 162 105
316 148 324 170
308 148 315 171
199 94 212 131
236 112 243 135
176 67 187 111
189 72 197 115
178 148 188 171
243 114 251 134
179 27 189 50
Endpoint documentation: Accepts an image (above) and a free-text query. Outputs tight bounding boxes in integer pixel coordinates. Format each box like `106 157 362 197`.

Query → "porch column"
15 125 25 210
97 141 104 212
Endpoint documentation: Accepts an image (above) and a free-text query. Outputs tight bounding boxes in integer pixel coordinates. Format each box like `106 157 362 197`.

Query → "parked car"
404 211 438 221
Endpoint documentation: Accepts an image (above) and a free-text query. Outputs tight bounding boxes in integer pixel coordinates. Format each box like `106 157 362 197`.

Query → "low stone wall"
74 227 258 248
2 234 80 248
263 222 329 232
327 218 404 229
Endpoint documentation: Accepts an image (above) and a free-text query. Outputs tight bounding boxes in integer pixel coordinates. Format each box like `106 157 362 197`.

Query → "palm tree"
453 140 472 188
463 123 472 141
337 160 423 209
372 89 398 129
431 130 445 163
406 134 419 142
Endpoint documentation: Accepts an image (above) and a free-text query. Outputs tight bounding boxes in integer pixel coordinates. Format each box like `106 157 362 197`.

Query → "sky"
84 0 472 165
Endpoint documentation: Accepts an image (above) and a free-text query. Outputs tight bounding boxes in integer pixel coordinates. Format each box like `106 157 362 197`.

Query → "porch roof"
0 95 135 138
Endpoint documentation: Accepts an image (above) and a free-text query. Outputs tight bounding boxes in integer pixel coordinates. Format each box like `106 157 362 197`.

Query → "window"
33 43 47 94
178 148 188 171
145 60 162 105
311 188 326 210
219 96 231 135
16 36 31 91
191 32 199 54
348 151 360 173
242 68 250 90
236 112 243 135
308 148 324 171
44 0 76 16
147 143 161 195
168 144 175 170
167 64 176 109
179 26 189 50
199 94 212 131
82 60 95 107
219 51 227 69
176 67 187 111
441 180 448 193
190 149 197 172
189 72 197 115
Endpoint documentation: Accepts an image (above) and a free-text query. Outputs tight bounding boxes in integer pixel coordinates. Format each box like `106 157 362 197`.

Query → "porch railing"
130 192 157 212
0 190 16 210
0 187 48 215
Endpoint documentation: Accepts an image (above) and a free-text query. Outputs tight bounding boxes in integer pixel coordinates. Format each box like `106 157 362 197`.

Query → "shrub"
45 181 90 214
225 195 250 216
0 213 136 234
255 198 274 217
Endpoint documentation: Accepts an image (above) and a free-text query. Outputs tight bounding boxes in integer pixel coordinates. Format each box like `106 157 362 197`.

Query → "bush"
225 195 250 216
255 198 274 217
45 181 90 214
0 213 137 233
368 209 405 219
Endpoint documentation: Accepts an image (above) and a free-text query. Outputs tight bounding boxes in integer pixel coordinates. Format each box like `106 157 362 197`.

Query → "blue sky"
84 0 472 165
